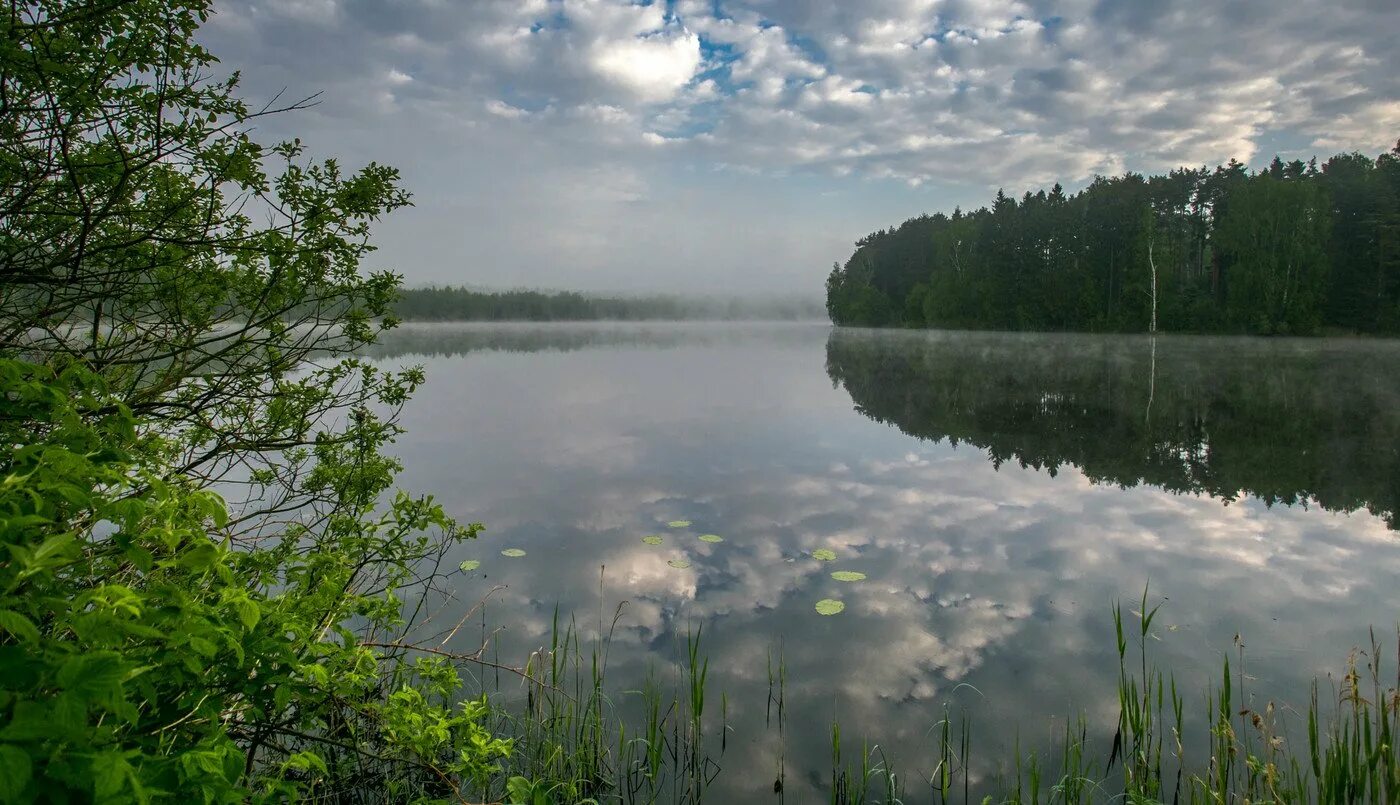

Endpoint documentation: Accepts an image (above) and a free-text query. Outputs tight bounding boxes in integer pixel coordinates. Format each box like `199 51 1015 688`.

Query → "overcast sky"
199 0 1400 295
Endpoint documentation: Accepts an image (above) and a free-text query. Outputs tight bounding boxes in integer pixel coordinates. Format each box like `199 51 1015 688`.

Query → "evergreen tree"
825 142 1400 335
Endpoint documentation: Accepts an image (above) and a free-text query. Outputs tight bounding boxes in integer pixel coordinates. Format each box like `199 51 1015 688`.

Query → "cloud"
273 0 339 24
587 28 702 101
197 0 1400 292
207 0 1400 182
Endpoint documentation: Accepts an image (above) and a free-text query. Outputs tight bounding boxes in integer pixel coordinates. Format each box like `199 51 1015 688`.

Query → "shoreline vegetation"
393 287 826 323
1 2 1396 803
483 595 1400 804
826 143 1400 336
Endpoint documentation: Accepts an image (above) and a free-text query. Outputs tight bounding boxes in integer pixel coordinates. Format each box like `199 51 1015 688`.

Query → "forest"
394 286 824 321
826 144 1400 334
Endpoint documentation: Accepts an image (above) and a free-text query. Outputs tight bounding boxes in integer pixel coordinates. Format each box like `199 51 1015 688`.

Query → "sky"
198 0 1400 295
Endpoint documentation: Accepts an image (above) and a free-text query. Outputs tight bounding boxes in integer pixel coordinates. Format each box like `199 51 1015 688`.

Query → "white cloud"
198 0 1400 291
209 0 1400 187
1311 100 1400 152
271 0 338 24
485 99 530 119
588 30 703 102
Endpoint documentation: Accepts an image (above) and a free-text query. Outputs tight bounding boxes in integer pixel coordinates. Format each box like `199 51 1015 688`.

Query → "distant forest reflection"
824 328 1400 528
365 321 827 357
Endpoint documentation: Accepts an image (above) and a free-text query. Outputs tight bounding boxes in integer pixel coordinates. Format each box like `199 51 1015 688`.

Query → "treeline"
395 286 825 321
826 143 1400 334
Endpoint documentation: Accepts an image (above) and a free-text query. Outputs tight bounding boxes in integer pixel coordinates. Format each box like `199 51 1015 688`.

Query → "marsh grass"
830 722 904 805
468 602 724 805
818 587 1399 804
768 640 789 801
461 587 1395 804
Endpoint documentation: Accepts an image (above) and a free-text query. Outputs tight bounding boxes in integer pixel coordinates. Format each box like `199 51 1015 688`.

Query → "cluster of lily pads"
456 547 526 574
807 546 865 616
458 519 865 617
642 521 864 616
638 520 723 570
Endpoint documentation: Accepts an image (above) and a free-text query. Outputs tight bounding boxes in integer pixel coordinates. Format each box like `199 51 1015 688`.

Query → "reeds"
465 588 1396 804
832 587 1399 804
468 605 722 804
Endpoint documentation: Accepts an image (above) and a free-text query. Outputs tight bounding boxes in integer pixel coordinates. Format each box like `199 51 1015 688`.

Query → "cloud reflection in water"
376 322 1400 800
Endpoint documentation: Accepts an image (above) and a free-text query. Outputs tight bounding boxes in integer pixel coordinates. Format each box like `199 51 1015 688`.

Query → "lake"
368 322 1400 801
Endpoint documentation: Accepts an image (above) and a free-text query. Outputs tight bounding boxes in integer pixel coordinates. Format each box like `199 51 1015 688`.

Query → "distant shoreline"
392 315 832 324
394 285 826 323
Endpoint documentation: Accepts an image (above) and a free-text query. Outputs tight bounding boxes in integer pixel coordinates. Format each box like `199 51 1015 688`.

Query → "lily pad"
667 558 691 569
500 548 526 558
667 520 692 528
642 535 664 545
831 571 866 582
811 549 837 562
815 599 845 616
698 534 724 543
458 560 481 572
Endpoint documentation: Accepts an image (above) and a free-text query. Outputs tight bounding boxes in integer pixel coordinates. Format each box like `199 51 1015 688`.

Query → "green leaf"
0 701 54 741
283 750 328 775
459 559 481 571
231 597 261 631
641 535 663 545
666 520 691 528
830 571 866 582
1 514 52 530
0 745 31 802
123 544 155 572
815 599 845 615
34 531 76 560
58 652 128 699
0 610 40 644
667 558 691 569
507 776 534 804
811 548 837 562
698 534 724 543
91 749 136 800
176 541 220 571
186 636 218 657
500 548 526 558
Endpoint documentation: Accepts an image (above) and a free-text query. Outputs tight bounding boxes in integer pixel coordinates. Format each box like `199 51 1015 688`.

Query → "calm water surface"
369 322 1400 801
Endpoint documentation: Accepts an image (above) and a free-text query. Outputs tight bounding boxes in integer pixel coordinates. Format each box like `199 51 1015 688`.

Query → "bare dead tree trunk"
1145 334 1157 425
1148 234 1158 334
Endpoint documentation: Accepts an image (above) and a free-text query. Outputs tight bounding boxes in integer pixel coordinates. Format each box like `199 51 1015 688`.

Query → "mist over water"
371 322 1400 800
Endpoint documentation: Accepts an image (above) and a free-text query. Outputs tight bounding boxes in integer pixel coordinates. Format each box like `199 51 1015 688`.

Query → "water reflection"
825 328 1400 529
374 323 1400 801
362 320 826 358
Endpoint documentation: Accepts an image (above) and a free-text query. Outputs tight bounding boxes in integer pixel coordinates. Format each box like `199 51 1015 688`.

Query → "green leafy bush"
0 2 516 801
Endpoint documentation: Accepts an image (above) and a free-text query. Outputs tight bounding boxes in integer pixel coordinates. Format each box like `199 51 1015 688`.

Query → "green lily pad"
458 560 481 572
812 549 837 562
831 571 866 582
642 535 664 545
667 520 692 528
815 599 845 616
667 558 691 569
500 548 526 558
698 534 724 543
